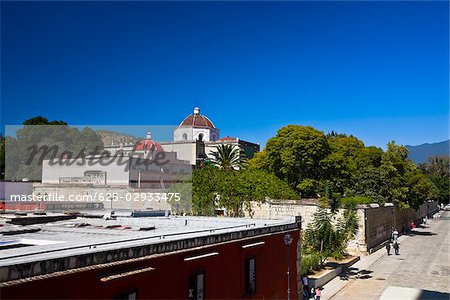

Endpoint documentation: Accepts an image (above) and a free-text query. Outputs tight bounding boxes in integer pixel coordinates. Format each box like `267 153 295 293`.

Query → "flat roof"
0 212 296 268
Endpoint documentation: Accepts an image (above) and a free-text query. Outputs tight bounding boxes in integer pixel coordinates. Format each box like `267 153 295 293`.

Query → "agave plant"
210 144 247 170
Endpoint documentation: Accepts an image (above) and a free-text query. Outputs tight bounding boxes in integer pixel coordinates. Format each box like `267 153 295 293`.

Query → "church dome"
179 107 216 128
133 132 164 152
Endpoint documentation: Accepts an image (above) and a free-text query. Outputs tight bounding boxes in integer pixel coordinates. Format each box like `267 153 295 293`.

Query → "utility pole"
284 234 293 300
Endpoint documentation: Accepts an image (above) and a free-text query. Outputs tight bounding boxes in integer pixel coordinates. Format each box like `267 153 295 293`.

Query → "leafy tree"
191 167 298 217
419 156 449 204
303 208 341 266
191 165 218 215
339 196 372 208
23 116 68 125
168 176 193 215
380 142 435 209
345 166 387 205
336 208 359 243
427 156 450 178
250 125 330 196
303 207 358 267
354 146 384 169
210 144 247 170
5 118 103 181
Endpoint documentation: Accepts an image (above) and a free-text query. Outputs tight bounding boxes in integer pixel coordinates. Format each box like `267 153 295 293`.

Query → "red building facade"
1 217 302 299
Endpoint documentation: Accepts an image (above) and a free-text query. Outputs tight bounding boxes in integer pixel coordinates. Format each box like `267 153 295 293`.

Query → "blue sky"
1 1 448 148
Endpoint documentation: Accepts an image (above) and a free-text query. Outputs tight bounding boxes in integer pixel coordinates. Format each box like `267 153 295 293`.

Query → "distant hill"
95 130 139 147
405 140 449 164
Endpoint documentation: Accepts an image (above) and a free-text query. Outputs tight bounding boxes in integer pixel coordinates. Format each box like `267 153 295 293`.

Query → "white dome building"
174 107 220 142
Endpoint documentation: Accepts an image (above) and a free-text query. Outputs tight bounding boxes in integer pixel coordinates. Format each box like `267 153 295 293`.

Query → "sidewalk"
320 234 409 300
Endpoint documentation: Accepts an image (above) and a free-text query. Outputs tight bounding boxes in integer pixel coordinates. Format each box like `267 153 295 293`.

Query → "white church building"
104 107 260 166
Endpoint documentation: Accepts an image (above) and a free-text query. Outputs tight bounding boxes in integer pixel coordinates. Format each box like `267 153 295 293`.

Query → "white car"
444 204 450 211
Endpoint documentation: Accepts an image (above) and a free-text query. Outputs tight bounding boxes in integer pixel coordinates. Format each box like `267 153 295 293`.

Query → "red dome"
133 132 164 152
218 136 236 142
179 107 216 128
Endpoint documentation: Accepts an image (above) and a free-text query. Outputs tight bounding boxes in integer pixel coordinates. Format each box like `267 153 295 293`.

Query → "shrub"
301 253 321 275
340 196 372 209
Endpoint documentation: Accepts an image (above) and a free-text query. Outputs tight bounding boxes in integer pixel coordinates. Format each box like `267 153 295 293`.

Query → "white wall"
42 157 130 185
161 142 197 165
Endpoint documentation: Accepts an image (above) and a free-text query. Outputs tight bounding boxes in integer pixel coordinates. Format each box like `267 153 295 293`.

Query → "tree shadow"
339 267 373 280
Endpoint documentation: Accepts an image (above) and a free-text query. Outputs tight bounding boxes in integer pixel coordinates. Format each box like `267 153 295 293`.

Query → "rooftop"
0 212 299 282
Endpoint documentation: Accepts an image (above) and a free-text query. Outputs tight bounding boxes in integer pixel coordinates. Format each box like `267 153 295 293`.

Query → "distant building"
29 107 259 211
105 107 260 165
0 214 301 299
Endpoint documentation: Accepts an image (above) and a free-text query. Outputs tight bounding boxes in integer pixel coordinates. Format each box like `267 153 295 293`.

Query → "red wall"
2 228 300 299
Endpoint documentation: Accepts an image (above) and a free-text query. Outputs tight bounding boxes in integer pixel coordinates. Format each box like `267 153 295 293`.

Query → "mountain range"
405 140 449 164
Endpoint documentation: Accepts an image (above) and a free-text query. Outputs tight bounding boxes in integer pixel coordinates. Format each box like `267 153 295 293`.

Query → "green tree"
380 142 435 209
427 156 450 178
419 156 449 204
303 207 358 267
251 125 330 196
23 116 68 125
168 176 193 215
303 208 341 266
210 144 247 170
345 166 387 205
5 119 103 181
191 166 218 215
191 167 298 217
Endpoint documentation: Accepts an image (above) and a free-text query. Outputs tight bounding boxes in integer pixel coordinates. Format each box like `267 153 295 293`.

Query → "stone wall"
246 199 439 254
362 201 439 252
247 200 321 226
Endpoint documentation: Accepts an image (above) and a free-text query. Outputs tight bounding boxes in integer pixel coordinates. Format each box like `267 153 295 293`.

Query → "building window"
188 273 204 300
113 290 137 300
182 133 188 141
245 258 256 295
197 133 204 141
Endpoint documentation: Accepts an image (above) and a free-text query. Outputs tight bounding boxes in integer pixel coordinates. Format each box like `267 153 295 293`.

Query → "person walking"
393 241 400 255
386 240 391 255
302 276 310 298
315 287 322 300
392 229 399 242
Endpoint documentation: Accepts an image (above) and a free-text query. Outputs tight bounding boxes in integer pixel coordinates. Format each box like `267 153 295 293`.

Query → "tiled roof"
180 114 215 128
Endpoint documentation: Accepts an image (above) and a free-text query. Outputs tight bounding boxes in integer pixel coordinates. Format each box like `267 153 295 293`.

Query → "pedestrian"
411 222 415 230
315 287 322 300
392 229 398 242
302 276 310 298
386 241 391 255
393 241 400 255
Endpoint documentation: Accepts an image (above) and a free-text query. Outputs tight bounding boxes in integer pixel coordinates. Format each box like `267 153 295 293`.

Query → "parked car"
444 204 450 211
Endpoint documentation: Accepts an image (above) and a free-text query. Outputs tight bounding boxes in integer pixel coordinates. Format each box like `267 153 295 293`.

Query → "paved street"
321 210 450 300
